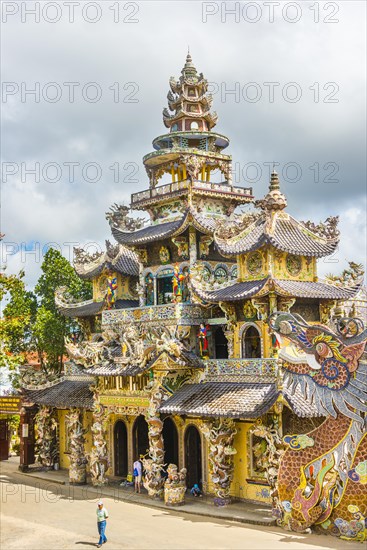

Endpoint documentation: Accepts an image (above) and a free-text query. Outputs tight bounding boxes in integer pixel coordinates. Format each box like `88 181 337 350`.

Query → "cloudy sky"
1 0 366 287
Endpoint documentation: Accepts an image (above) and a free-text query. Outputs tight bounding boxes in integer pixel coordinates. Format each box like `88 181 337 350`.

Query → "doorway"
162 417 179 467
214 326 229 358
242 325 261 358
114 421 128 477
185 425 202 489
0 419 9 461
133 415 149 460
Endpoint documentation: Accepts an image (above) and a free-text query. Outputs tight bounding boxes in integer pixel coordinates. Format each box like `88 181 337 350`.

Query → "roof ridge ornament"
301 216 340 240
255 169 287 212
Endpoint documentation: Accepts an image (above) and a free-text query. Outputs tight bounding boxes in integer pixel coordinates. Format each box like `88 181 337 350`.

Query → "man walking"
96 500 108 547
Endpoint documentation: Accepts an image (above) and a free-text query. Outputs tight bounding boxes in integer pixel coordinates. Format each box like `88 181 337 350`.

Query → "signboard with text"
0 396 21 414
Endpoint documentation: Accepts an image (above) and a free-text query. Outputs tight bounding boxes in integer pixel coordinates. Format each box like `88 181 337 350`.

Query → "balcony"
204 358 279 381
102 302 217 327
131 180 253 207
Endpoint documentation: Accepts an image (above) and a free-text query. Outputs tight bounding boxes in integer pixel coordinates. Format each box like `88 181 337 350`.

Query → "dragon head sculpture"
269 312 367 423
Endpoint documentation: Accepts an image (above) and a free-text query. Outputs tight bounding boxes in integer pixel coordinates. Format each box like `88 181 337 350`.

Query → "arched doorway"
214 326 228 358
185 425 202 489
133 415 149 461
162 417 178 467
114 421 128 477
242 325 261 358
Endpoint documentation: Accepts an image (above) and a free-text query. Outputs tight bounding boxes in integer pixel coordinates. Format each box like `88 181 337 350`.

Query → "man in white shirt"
133 459 142 494
96 500 109 547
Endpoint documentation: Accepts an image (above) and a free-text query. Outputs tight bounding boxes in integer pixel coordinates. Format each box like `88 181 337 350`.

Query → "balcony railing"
204 358 279 380
131 180 252 204
102 302 213 326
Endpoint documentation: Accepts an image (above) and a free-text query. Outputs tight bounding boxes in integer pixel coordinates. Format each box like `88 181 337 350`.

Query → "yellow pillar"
183 165 187 180
201 165 205 181
206 166 210 181
171 166 175 182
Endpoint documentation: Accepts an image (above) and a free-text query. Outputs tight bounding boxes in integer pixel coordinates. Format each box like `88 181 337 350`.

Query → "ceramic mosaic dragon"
142 376 166 498
35 405 58 468
65 408 88 484
88 389 109 486
269 312 367 542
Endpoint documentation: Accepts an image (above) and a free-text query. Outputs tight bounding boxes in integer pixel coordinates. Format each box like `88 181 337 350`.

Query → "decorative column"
189 226 197 264
142 376 165 499
88 389 109 486
153 276 158 306
224 325 235 358
34 405 58 469
66 408 87 485
203 418 237 506
250 418 285 519
219 302 236 359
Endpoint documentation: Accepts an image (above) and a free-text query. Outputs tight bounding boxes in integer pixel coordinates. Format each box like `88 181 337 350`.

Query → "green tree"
33 248 92 373
0 270 37 370
1 248 92 381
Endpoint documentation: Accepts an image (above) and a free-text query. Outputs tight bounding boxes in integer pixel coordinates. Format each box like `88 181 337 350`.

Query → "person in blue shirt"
96 500 109 547
190 484 202 497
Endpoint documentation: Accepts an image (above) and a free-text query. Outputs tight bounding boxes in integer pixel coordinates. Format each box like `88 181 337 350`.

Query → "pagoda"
19 54 366 537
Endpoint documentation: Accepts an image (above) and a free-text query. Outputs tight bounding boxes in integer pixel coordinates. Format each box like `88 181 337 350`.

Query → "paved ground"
0 462 362 550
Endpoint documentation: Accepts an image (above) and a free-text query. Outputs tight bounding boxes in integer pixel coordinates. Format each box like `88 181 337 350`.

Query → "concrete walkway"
2 457 274 526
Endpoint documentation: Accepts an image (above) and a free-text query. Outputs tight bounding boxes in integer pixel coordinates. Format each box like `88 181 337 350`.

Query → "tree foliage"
0 248 92 381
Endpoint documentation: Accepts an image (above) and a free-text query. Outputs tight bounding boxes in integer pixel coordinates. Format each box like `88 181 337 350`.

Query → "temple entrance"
214 326 229 359
162 417 178 467
133 415 149 460
242 325 261 358
114 421 128 477
0 419 10 461
185 425 202 490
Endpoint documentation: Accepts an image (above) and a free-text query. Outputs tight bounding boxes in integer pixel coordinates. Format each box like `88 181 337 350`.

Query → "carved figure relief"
285 254 302 276
159 246 170 264
246 251 263 276
199 235 213 258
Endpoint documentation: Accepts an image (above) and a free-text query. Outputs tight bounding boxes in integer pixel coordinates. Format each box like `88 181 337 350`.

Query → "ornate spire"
181 51 198 79
255 170 287 212
163 52 218 131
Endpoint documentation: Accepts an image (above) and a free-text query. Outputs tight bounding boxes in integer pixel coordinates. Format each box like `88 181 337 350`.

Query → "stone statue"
164 464 187 506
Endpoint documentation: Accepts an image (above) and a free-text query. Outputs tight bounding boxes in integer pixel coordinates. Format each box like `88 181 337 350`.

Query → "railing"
131 180 189 203
102 302 211 326
204 358 279 380
131 180 252 204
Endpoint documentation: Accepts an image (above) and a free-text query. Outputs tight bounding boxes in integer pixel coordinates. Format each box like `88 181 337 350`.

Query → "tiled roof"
146 349 204 370
215 213 339 258
191 278 268 303
274 279 361 300
58 298 139 318
59 300 104 318
83 362 144 376
282 383 322 417
191 277 360 303
190 210 219 233
22 380 94 409
75 245 139 279
158 382 278 418
84 349 203 377
111 216 187 245
111 208 223 246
